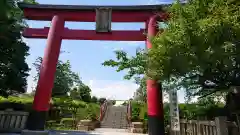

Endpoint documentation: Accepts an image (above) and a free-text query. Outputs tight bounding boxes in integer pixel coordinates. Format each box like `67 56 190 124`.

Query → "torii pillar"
146 15 165 135
25 15 65 131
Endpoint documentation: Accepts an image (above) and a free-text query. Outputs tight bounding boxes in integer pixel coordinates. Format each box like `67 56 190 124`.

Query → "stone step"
100 105 129 129
101 125 130 128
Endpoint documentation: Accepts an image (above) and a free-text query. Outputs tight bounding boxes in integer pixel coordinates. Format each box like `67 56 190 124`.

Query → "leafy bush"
122 101 127 105
84 103 100 121
51 97 87 108
0 96 33 111
131 101 225 130
98 98 106 104
91 96 98 103
0 96 101 130
131 101 143 122
131 101 148 133
139 103 147 120
111 100 116 105
0 96 100 119
60 118 76 128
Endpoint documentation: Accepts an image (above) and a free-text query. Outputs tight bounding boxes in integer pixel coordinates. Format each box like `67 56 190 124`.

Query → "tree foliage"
103 0 240 99
102 49 179 101
103 48 146 81
70 83 92 102
149 0 240 97
133 87 147 102
33 57 81 97
69 87 80 99
0 0 37 97
131 97 224 127
91 96 98 103
77 83 91 102
98 98 106 105
102 49 148 101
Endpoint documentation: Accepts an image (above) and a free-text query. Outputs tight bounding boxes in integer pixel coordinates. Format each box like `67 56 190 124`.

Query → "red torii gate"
19 3 168 135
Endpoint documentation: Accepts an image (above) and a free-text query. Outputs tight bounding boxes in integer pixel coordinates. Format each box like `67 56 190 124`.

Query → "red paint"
23 8 157 22
127 100 132 123
146 15 164 116
100 105 104 121
32 16 65 111
23 27 145 41
99 101 108 121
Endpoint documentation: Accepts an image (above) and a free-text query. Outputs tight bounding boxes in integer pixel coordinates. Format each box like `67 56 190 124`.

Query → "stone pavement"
101 106 129 129
0 128 147 135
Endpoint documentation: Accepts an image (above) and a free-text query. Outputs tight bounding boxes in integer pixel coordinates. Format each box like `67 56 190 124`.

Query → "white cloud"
147 0 161 4
27 77 138 100
102 41 143 50
27 77 187 103
84 79 187 103
83 79 139 100
143 0 172 5
26 70 37 93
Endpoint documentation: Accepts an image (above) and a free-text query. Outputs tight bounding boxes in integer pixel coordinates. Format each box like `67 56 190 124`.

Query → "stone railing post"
215 116 228 135
99 100 108 121
127 100 132 123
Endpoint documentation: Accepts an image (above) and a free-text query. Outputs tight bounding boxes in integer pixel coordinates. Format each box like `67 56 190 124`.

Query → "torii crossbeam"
19 3 168 135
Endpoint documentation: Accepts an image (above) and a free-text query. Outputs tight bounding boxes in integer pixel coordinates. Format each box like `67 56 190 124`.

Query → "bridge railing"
99 100 108 121
126 100 132 123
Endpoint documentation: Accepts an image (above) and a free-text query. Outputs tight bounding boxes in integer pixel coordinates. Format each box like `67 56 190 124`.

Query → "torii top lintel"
18 3 168 22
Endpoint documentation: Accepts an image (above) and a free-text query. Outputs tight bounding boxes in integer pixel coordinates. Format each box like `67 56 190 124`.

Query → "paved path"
0 128 147 135
52 128 147 135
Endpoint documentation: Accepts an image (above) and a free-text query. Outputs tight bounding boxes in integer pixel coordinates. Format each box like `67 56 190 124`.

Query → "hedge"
0 96 91 111
0 96 100 130
131 101 147 122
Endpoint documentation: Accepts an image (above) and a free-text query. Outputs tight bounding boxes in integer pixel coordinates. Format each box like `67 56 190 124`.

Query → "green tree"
111 100 116 105
33 57 81 97
148 0 240 97
103 48 146 81
78 83 91 102
0 0 37 97
69 87 81 99
91 96 98 103
134 87 147 102
102 49 148 101
69 82 92 102
103 0 240 99
98 98 106 104
102 49 179 101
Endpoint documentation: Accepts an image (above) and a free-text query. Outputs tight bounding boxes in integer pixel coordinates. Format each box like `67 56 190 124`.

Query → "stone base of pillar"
129 122 144 133
129 127 144 133
21 130 49 135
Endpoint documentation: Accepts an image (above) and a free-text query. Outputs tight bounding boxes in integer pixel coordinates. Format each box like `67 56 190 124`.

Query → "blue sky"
24 0 187 102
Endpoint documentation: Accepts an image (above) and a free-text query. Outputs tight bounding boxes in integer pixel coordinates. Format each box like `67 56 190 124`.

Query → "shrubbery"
131 101 143 122
0 96 33 111
130 101 148 122
130 100 225 132
130 101 148 133
0 96 100 130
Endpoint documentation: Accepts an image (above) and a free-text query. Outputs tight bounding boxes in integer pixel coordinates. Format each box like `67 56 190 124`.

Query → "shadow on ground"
0 130 100 135
0 128 144 135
